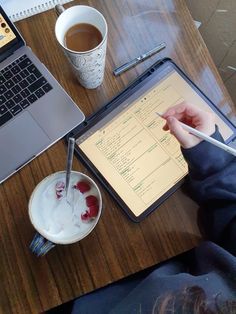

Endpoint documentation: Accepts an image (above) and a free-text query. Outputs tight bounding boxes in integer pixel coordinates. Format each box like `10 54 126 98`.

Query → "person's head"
153 286 236 314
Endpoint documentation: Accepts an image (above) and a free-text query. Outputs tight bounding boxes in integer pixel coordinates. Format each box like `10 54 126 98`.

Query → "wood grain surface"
0 0 235 313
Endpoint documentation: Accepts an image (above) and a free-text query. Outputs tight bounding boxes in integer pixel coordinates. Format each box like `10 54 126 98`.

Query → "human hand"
162 102 215 149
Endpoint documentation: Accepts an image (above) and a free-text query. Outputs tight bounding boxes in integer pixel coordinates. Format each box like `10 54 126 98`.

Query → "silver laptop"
0 6 85 183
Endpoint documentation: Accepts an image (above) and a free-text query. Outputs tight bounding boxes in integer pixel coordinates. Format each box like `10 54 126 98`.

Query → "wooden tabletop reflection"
1 0 235 313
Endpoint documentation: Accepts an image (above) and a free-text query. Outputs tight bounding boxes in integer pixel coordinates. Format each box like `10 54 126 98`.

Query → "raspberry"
81 210 91 222
85 195 98 207
55 181 65 191
81 204 99 223
55 181 65 199
56 191 63 199
88 205 99 218
75 181 90 193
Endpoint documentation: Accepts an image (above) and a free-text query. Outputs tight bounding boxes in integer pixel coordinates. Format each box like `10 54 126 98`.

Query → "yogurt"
29 171 102 244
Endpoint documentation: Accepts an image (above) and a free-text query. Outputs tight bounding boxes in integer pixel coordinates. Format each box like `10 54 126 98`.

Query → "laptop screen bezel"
0 6 24 63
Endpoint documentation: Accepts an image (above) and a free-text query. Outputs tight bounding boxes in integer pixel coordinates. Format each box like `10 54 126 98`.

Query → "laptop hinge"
0 40 24 61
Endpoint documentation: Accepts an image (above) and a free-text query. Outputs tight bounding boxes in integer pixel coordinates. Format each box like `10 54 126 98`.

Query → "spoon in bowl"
65 137 75 204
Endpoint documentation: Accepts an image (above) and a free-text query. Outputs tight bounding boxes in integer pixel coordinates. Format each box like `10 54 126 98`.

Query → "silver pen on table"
65 137 75 199
113 42 166 76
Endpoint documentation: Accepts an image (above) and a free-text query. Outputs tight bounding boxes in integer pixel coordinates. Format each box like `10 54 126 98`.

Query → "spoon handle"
65 137 75 196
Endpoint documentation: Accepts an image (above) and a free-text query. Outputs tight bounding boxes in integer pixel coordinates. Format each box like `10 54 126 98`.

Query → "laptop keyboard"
0 54 53 127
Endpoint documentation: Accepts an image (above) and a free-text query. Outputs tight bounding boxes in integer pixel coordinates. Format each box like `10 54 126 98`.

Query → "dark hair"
152 286 236 314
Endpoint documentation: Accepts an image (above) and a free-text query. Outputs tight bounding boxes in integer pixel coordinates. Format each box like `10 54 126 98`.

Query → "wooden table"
1 0 235 313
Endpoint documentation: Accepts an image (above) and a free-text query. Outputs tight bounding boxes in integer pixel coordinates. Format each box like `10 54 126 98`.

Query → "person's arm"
163 102 236 255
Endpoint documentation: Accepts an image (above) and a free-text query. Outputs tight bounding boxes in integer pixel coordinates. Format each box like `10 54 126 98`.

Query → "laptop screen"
0 14 16 48
0 6 24 62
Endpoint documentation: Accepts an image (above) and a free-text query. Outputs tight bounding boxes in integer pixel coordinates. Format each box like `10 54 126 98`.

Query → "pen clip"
141 42 166 61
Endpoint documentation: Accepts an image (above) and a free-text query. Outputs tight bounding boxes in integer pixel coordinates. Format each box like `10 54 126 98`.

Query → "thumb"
166 116 189 147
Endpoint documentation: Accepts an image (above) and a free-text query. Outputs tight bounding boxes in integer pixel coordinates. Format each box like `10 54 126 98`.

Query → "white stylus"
156 112 236 157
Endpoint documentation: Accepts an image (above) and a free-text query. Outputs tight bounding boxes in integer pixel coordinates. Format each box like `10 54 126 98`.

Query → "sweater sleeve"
181 126 236 254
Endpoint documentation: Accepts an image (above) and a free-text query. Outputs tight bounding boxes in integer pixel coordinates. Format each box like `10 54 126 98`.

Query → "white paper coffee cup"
55 5 108 89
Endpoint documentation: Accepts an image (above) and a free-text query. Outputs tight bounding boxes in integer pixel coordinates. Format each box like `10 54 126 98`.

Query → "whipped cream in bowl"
29 171 102 244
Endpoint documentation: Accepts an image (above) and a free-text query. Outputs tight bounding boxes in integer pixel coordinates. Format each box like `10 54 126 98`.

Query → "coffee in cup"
64 23 103 52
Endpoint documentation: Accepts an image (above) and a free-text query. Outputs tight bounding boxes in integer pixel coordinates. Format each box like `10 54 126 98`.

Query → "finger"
162 102 187 120
180 102 213 125
166 116 191 147
162 122 169 131
163 102 214 130
162 108 175 119
175 103 202 123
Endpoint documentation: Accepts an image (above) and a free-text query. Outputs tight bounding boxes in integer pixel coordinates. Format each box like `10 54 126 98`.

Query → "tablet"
70 58 236 222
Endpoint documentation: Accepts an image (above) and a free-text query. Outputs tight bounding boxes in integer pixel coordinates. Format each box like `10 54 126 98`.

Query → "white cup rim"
55 5 108 55
28 171 102 244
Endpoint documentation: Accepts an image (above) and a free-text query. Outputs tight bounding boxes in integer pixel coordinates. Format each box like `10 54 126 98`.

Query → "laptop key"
18 58 32 69
10 105 22 116
12 84 21 94
0 85 7 93
27 74 37 84
20 89 30 98
28 77 47 93
4 90 14 100
20 69 29 79
42 83 53 93
27 64 42 78
5 79 14 89
19 55 26 61
12 74 22 84
27 94 37 104
0 95 6 105
0 105 8 116
19 79 29 89
3 71 13 80
19 99 30 109
13 94 23 104
5 99 16 110
11 65 20 74
0 76 6 84
0 111 12 127
35 88 45 98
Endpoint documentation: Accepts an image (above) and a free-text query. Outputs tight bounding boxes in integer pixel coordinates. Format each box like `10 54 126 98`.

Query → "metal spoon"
65 137 75 202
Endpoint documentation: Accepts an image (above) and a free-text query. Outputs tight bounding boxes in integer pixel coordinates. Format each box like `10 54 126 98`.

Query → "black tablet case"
67 58 236 222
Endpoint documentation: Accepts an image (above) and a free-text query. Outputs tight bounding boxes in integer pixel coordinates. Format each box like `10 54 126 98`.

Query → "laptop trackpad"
0 111 50 182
